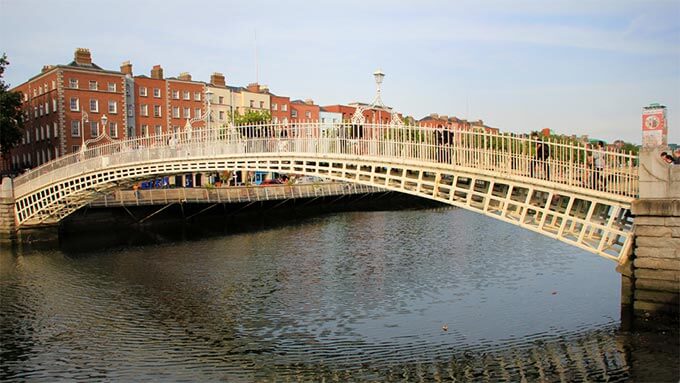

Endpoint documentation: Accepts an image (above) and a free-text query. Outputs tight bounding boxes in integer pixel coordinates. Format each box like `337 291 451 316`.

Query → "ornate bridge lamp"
81 113 115 155
184 89 213 141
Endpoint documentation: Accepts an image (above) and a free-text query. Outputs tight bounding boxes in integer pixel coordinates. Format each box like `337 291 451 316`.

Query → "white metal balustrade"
11 122 638 262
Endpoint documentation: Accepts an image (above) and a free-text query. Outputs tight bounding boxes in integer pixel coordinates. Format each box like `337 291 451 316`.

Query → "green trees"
0 54 24 157
227 109 271 125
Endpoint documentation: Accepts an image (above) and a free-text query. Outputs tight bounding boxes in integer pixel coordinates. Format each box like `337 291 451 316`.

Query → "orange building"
8 48 127 171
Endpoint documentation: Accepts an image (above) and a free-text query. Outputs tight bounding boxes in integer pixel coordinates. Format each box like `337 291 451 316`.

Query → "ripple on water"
1 209 677 381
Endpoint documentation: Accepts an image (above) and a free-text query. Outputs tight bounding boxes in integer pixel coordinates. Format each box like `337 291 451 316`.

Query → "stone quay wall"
0 178 16 242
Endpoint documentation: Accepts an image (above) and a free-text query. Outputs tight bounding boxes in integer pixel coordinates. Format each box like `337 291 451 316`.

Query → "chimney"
261 85 269 92
151 65 164 79
210 72 226 87
120 61 133 75
247 83 260 93
74 48 92 65
429 113 439 118
41 65 54 73
178 72 192 81
304 99 314 105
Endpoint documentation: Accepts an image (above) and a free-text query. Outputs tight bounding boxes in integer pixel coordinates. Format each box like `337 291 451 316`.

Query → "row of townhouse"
4 48 498 174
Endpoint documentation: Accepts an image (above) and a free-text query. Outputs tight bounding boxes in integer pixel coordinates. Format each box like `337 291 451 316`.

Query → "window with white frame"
109 122 118 137
46 125 51 139
291 110 297 118
172 107 180 118
70 97 79 111
90 121 98 136
69 78 78 88
140 104 148 116
282 104 288 111
45 102 49 114
51 80 56 90
141 124 149 137
153 88 161 98
272 103 278 111
259 101 264 109
249 100 254 108
194 108 201 118
39 105 43 116
108 100 117 113
305 111 311 119
52 99 57 112
183 108 190 118
183 91 190 100
38 85 43 95
89 81 98 90
172 90 179 99
108 83 116 92
194 92 201 101
90 99 99 112
40 126 45 140
153 105 161 117
219 111 225 120
53 122 58 137
33 88 37 97
140 87 147 96
154 125 162 136
218 96 224 104
71 120 81 137
35 127 39 141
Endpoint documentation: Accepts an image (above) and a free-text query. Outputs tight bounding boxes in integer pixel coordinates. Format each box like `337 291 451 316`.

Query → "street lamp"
100 114 108 136
81 113 110 154
80 111 89 152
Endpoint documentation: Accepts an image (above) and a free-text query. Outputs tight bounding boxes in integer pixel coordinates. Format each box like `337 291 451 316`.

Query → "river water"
1 207 677 382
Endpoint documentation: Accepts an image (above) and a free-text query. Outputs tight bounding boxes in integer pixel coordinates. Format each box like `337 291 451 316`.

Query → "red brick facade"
270 94 290 124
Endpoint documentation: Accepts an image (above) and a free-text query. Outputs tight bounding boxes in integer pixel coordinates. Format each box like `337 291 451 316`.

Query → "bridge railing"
14 122 638 198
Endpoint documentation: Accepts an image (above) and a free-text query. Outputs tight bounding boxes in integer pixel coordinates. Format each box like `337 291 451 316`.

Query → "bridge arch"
10 123 637 261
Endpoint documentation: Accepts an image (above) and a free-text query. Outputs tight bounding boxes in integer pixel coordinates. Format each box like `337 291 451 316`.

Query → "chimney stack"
74 48 92 65
210 72 226 87
178 72 192 81
120 61 133 75
304 99 314 105
41 65 53 73
151 65 164 79
247 83 260 93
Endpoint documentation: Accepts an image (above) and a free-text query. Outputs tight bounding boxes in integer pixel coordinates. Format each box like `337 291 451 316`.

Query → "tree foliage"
0 53 24 156
228 109 272 125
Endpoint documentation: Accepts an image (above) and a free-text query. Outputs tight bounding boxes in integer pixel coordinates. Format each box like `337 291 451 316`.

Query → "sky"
1 0 679 144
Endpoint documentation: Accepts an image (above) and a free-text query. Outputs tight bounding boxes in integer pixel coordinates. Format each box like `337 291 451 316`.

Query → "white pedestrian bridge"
11 123 638 262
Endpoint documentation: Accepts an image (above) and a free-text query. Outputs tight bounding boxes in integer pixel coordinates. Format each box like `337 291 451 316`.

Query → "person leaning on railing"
591 141 606 190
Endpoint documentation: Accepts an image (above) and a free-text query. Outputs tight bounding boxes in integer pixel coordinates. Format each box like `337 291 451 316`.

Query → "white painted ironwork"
11 122 638 262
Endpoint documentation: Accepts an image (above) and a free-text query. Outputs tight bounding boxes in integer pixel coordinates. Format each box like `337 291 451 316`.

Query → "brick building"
8 48 127 171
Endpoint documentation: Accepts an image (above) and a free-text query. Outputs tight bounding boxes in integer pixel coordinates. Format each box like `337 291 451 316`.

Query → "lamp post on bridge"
184 89 213 141
81 113 110 156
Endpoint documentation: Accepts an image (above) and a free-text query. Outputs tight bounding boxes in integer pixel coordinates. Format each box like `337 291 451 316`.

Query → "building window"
69 78 78 88
272 103 278 111
71 120 81 137
90 121 98 136
305 111 311 119
249 100 254 108
45 101 49 114
54 122 59 137
108 100 117 114
108 83 116 92
33 88 37 97
141 124 149 137
183 91 190 100
194 92 201 101
89 81 98 90
39 105 43 116
140 87 147 97
140 104 148 116
194 108 201 118
109 122 118 138
282 104 287 112
52 99 57 112
90 99 99 112
219 111 225 121
291 110 298 118
183 107 190 118
153 88 161 98
172 90 179 99
172 107 180 118
218 96 224 104
153 105 161 117
46 124 51 139
154 125 162 136
259 101 264 109
70 97 79 111
38 85 43 95
51 80 56 90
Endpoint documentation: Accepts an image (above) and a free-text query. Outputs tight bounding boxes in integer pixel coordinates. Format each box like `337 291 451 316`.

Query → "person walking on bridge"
592 141 606 190
530 135 550 180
